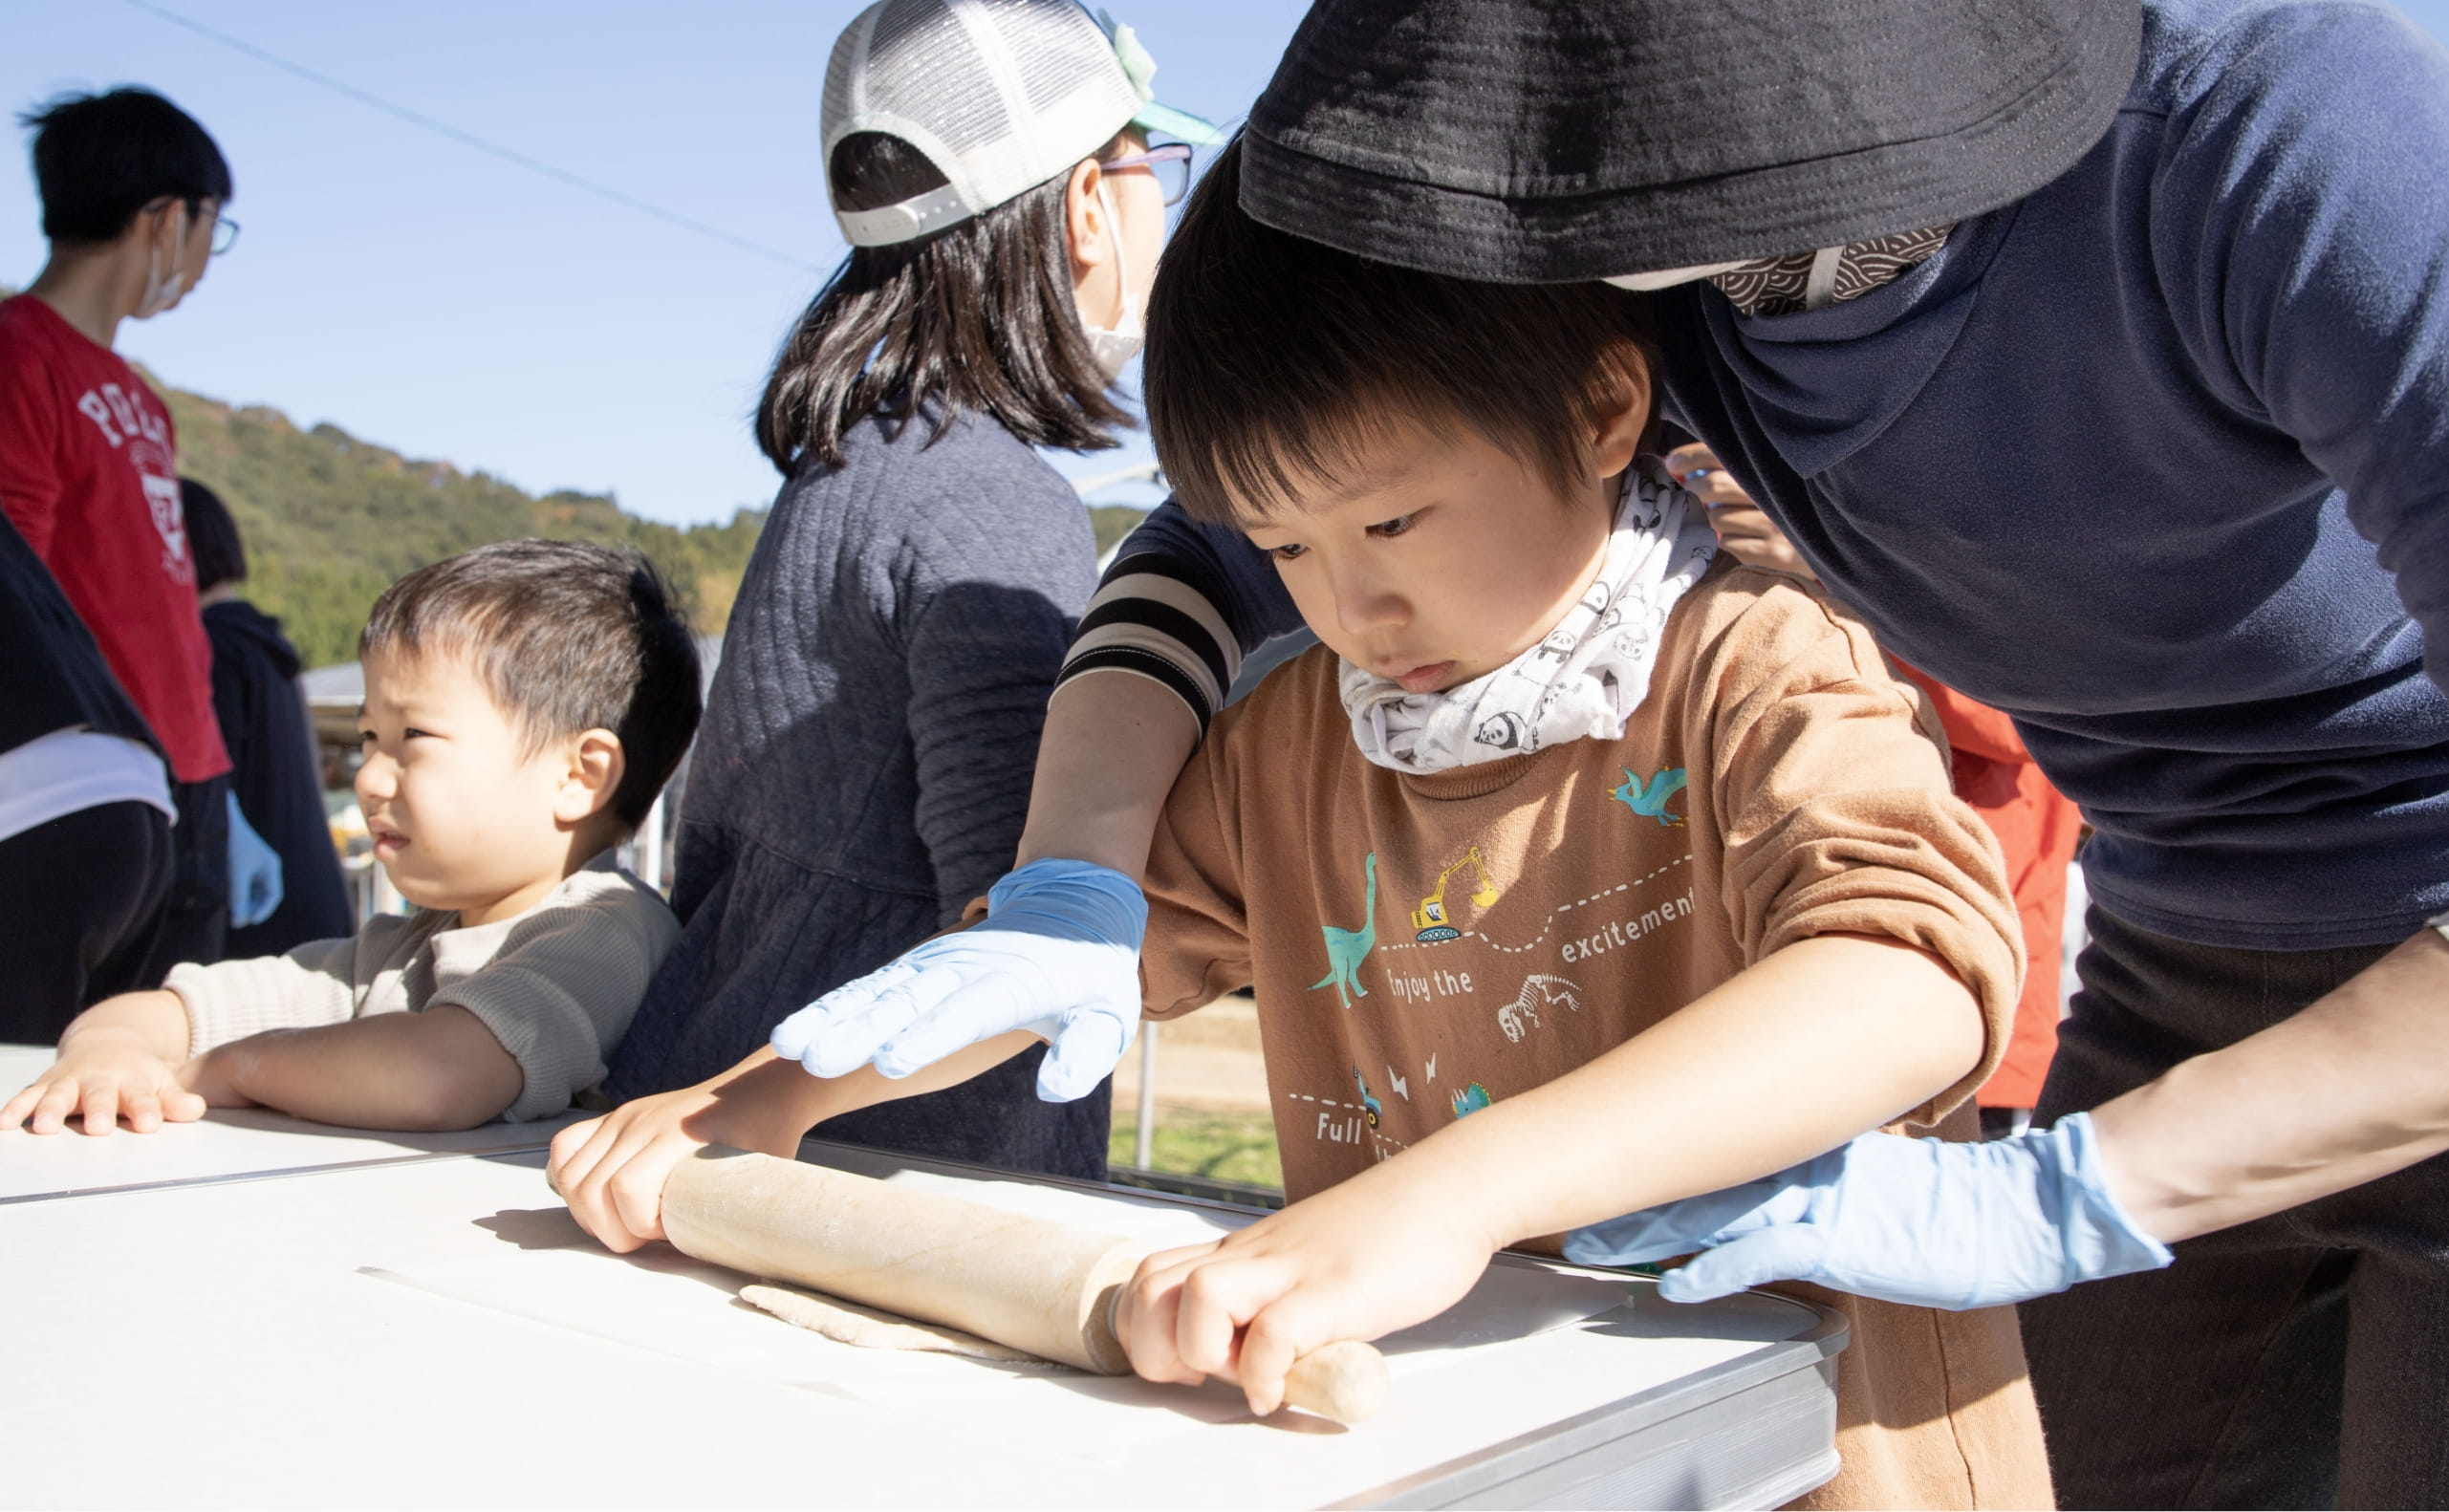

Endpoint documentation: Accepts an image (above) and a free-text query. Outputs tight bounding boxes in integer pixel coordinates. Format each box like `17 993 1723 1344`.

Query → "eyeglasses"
142 197 240 255
1102 142 1194 205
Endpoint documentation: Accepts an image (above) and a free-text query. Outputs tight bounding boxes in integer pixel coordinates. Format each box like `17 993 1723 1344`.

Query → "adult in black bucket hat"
769 3 2449 1502
1237 0 2140 284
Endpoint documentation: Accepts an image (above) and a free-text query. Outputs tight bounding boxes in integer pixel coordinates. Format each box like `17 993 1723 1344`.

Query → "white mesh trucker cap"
823 0 1224 248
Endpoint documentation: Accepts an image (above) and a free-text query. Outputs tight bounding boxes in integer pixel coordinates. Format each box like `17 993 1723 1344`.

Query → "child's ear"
1590 350 1654 479
553 728 627 828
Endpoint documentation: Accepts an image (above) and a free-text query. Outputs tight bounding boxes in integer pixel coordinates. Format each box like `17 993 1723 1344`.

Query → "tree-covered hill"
156 378 1150 667
163 381 769 666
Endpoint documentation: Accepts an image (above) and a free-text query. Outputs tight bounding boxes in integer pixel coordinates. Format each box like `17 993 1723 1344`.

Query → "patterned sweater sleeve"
1055 498 1304 732
1697 569 2025 1127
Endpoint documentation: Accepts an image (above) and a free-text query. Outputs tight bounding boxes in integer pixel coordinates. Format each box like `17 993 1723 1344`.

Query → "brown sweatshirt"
1138 559 2052 1509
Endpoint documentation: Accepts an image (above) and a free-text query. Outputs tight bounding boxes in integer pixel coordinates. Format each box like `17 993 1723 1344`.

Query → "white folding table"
0 1042 1843 1508
0 1044 579 1204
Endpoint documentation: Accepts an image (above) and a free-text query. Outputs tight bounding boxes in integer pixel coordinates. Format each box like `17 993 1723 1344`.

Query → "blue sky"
1 0 1309 524
9 1 2449 526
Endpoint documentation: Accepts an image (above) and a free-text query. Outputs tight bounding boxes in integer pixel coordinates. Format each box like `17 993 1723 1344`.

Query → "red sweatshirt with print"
0 295 228 783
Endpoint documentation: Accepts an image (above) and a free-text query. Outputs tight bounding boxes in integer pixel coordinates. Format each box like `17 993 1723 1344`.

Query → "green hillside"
0 284 1116 667
163 383 768 667
159 379 1152 668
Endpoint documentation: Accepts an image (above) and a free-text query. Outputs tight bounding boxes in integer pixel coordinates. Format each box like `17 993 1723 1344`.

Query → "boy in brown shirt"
554 141 2050 1508
1106 157 2052 1509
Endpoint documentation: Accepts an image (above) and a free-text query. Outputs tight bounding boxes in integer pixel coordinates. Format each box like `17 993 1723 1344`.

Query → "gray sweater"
169 856 678 1122
606 408 1110 1177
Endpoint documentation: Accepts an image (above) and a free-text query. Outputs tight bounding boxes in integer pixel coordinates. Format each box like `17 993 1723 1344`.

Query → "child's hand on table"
1114 1167 1500 1415
550 1053 818 1253
2 1027 206 1135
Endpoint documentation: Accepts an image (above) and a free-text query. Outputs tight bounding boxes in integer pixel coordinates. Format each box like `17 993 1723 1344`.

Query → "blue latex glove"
1563 1113 2174 1310
769 858 1148 1102
225 792 285 929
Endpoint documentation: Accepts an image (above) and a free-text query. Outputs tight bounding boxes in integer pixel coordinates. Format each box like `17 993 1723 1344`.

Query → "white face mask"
133 204 191 320
1081 180 1143 381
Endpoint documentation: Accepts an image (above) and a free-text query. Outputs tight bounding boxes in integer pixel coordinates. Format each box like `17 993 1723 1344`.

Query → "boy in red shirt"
0 88 264 999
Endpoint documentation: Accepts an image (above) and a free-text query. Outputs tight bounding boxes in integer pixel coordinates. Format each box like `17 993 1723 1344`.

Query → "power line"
119 0 826 274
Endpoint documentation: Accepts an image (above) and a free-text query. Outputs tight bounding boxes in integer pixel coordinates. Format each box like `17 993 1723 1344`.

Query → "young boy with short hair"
553 144 2048 1506
5 539 702 1135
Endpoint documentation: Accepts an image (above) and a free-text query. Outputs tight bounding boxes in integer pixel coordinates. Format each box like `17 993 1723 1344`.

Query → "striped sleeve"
1055 499 1301 731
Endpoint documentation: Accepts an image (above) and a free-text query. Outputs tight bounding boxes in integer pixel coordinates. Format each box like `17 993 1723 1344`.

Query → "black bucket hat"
1242 0 2142 283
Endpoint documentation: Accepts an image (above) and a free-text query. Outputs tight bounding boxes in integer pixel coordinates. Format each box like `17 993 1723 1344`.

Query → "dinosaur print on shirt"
1312 851 1379 1007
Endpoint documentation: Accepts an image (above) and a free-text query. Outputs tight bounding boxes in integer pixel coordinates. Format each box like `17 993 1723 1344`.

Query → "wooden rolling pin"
653 1147 1387 1423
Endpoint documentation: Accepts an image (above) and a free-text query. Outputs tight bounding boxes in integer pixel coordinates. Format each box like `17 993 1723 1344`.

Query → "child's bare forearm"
1363 934 1987 1249
787 1028 1050 1127
57 989 192 1063
202 1007 526 1131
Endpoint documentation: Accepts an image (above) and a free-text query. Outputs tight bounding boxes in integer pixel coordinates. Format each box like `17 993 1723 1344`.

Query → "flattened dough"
740 1283 1053 1366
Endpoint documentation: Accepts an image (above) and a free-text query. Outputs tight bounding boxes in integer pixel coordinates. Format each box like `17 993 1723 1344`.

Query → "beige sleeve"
169 931 374 1057
1138 717 1257 1022
431 879 680 1122
1700 575 2025 1127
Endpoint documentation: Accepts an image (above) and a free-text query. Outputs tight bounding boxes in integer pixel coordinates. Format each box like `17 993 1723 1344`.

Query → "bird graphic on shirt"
1612 767 1688 827
1312 852 1379 1008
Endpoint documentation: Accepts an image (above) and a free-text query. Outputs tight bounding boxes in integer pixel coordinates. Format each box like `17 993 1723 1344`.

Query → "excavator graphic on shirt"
1411 846 1499 942
1612 767 1688 827
1312 852 1379 1009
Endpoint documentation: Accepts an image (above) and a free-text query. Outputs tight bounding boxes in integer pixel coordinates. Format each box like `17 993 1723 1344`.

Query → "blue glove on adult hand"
769 858 1148 1102
225 792 285 929
1563 1113 2174 1310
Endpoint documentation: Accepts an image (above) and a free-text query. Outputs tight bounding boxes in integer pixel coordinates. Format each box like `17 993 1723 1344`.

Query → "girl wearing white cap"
557 0 1220 1217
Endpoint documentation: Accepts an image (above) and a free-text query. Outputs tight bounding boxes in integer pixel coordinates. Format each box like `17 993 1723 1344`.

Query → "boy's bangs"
363 616 554 756
1189 396 1431 526
358 540 702 830
1146 137 1661 532
1180 374 1634 529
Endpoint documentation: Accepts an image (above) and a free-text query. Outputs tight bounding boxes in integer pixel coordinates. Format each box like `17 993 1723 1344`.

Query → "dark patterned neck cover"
1709 225 1954 317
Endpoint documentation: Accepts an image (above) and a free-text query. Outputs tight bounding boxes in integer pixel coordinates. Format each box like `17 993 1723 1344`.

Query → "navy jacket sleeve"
2158 2 2449 691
